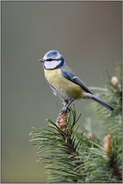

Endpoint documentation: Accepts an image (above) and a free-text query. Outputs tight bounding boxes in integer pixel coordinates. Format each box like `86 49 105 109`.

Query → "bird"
39 50 114 112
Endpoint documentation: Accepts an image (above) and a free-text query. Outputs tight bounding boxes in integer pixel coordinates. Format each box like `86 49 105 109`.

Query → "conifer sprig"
29 64 122 183
30 109 87 182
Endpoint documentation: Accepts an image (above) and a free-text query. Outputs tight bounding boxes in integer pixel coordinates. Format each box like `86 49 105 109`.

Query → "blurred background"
2 1 121 182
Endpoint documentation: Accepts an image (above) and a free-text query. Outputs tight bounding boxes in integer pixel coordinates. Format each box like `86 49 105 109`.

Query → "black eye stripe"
46 58 60 62
47 58 52 61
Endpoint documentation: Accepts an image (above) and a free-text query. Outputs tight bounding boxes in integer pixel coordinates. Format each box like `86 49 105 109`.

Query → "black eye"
48 58 53 61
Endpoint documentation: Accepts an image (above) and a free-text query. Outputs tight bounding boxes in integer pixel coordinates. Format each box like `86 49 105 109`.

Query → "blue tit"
39 50 113 111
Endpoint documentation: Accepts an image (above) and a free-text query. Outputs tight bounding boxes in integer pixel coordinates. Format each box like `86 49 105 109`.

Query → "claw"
55 105 70 125
55 99 74 124
62 99 74 112
61 105 71 113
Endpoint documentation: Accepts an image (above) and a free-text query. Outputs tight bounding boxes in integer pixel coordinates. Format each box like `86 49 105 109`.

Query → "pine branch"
30 108 87 182
83 64 122 182
29 64 122 183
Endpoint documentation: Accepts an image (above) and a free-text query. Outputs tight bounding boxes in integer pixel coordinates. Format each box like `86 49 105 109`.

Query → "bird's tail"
85 93 114 111
92 94 114 111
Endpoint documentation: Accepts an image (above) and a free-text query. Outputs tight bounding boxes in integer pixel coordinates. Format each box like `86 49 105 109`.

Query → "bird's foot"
61 105 71 113
61 99 74 113
55 105 70 125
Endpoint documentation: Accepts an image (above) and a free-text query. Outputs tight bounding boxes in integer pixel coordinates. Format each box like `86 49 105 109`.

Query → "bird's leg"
56 100 68 124
55 100 74 125
55 101 68 124
61 99 74 113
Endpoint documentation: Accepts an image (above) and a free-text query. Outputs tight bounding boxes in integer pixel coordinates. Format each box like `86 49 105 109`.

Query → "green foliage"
83 64 122 182
30 110 85 182
29 64 122 183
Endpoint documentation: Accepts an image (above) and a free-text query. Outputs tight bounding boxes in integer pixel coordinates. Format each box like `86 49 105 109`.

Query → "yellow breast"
44 69 82 99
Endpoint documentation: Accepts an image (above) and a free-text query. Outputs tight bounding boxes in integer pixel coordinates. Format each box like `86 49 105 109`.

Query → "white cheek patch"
44 60 62 69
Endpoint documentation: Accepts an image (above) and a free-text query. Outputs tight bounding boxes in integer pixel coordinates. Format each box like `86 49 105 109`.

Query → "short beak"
38 58 45 63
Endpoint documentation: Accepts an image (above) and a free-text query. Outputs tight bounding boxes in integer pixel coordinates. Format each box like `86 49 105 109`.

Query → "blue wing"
61 64 93 94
